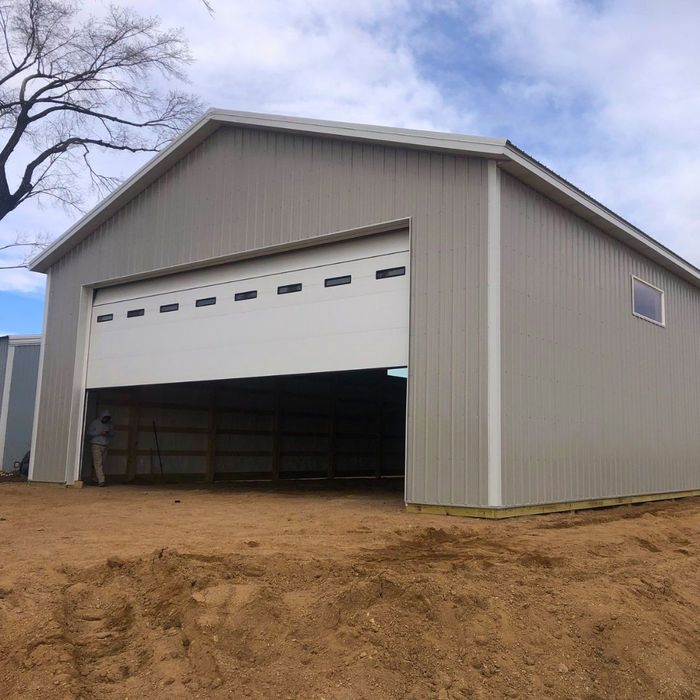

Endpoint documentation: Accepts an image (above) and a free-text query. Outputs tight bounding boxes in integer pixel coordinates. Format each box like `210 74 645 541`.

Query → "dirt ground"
0 481 698 700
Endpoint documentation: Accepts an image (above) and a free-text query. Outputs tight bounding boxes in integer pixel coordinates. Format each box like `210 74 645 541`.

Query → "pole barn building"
0 335 41 473
27 110 700 517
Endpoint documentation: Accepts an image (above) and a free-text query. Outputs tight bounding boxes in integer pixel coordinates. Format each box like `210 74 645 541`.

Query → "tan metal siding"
32 127 490 506
501 172 700 506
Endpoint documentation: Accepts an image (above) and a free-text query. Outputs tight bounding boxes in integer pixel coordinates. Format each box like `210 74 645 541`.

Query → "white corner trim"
487 160 502 507
64 286 94 484
28 273 51 482
0 344 16 469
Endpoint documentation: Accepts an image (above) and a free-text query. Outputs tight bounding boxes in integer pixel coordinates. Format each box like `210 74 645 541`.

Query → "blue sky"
2 0 699 335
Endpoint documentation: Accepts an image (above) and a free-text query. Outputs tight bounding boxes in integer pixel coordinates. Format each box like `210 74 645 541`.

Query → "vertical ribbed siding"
0 337 8 416
2 344 40 469
501 172 700 506
32 127 490 506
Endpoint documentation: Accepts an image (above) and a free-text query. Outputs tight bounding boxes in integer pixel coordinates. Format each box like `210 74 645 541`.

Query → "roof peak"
28 109 700 289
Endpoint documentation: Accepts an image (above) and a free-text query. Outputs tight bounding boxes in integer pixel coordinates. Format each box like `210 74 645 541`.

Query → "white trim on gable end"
29 110 700 290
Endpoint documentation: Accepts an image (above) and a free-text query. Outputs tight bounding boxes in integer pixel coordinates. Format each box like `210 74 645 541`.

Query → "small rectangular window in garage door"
325 275 351 287
376 266 405 279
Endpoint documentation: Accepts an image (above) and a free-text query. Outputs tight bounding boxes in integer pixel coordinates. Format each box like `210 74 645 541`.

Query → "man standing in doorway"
87 410 114 487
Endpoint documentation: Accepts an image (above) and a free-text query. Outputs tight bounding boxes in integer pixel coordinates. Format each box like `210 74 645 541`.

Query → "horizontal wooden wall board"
91 368 407 483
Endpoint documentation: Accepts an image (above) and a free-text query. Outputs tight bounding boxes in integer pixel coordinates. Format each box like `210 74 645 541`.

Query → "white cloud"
472 0 700 265
0 269 44 294
154 0 469 131
1 0 469 293
0 225 49 294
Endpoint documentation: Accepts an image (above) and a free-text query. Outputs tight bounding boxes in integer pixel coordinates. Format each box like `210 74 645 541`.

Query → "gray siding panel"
501 172 700 506
0 337 8 417
32 127 490 506
2 344 40 469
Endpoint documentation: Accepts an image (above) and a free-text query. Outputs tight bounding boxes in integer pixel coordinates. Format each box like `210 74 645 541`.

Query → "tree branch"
0 0 202 223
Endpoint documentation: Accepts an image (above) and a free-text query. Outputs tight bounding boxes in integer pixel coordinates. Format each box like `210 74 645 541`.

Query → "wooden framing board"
407 489 700 519
125 389 140 481
271 377 282 480
206 392 216 482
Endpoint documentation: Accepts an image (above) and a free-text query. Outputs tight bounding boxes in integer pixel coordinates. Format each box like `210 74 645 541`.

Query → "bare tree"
0 231 49 268
0 0 203 232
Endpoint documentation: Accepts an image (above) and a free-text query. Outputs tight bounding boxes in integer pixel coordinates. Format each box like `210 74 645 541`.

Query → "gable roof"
29 109 700 288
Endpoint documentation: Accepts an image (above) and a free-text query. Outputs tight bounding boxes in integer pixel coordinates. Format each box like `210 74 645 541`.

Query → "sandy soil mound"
0 484 699 699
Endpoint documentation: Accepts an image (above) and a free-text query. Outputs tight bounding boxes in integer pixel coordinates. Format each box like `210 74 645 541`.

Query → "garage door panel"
93 230 409 305
87 232 408 389
88 326 406 388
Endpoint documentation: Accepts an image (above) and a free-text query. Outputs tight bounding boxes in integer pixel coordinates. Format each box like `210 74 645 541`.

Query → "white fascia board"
28 110 507 273
6 334 42 347
210 109 509 157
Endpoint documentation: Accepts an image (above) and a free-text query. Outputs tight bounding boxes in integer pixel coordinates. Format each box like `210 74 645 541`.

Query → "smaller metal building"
0 335 41 472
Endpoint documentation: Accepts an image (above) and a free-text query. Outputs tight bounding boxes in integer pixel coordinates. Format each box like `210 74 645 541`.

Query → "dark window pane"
235 290 257 301
633 278 663 324
277 283 302 294
196 297 216 307
96 314 113 323
127 309 145 318
376 266 406 279
160 303 179 313
325 275 352 287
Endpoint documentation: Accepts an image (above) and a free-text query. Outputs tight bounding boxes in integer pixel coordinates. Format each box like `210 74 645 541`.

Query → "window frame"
631 275 665 327
324 274 352 288
376 266 406 280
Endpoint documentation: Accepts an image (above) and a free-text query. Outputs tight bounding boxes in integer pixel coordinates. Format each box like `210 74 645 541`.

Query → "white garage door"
86 230 409 389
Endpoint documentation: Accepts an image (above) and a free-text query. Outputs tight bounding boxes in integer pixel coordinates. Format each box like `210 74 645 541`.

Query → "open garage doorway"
80 368 407 484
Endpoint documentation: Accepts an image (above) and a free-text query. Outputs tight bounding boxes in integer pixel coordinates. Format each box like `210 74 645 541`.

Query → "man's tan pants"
91 444 107 485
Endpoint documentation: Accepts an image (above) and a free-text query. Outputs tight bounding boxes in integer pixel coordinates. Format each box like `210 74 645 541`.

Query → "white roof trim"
210 109 508 153
29 110 700 288
2 335 42 346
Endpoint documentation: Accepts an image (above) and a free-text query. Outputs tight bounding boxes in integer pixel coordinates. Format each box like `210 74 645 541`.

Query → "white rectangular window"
632 276 664 326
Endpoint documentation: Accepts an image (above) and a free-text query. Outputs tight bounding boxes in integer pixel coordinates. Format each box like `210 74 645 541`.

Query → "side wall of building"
500 172 700 507
32 126 491 506
1 343 41 470
0 337 8 417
